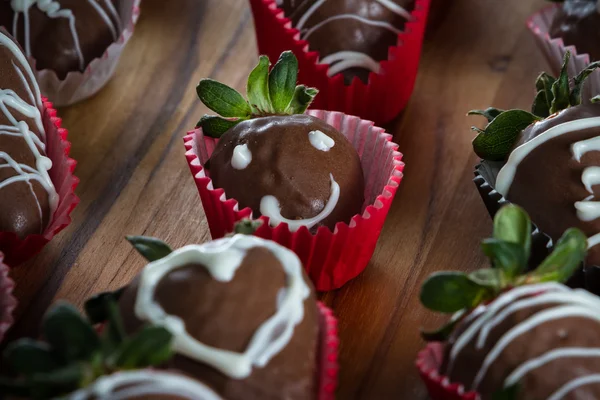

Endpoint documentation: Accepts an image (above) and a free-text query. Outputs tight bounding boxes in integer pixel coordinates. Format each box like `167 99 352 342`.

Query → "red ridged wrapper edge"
527 4 600 103
247 0 431 125
0 99 80 266
416 342 480 400
0 252 16 343
317 302 338 400
184 110 404 291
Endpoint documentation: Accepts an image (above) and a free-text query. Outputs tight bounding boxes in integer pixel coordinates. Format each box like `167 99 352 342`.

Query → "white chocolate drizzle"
292 0 411 77
375 0 413 19
445 283 600 392
496 117 600 250
496 117 600 196
10 0 120 72
548 374 600 400
231 143 252 170
134 235 310 379
308 129 335 151
68 370 223 400
260 173 340 231
572 136 600 225
0 31 57 231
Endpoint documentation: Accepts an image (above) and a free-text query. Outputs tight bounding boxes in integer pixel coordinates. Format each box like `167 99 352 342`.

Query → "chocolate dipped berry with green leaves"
0 299 176 399
419 204 600 400
91 233 319 400
197 51 365 232
549 0 600 61
471 52 600 266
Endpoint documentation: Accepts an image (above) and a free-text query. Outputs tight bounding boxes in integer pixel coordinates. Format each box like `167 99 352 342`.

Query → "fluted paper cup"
317 302 338 400
416 342 479 400
0 252 16 343
0 99 79 266
247 0 430 125
184 110 404 291
30 0 141 106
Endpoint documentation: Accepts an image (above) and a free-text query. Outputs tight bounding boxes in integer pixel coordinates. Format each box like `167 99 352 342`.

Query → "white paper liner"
528 4 600 103
30 0 141 106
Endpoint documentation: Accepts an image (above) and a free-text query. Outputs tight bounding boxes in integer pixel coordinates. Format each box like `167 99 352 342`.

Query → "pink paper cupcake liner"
416 342 479 400
247 0 431 125
30 0 141 107
0 252 17 343
184 110 404 291
0 98 80 267
528 4 600 103
317 302 338 400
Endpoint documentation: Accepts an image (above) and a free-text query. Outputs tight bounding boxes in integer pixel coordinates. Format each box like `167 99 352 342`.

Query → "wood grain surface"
4 0 550 398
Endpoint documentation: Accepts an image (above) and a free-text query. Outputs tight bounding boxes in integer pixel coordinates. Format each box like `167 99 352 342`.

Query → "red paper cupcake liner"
317 302 338 400
184 110 404 291
0 252 17 343
0 99 80 267
247 0 431 125
31 0 142 106
528 4 600 103
416 342 479 400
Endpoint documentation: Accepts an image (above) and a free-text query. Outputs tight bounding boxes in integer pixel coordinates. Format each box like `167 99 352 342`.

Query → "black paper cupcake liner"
473 161 592 292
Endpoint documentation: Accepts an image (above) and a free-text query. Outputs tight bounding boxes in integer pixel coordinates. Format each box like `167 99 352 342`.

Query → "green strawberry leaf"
4 340 59 375
268 51 299 113
101 300 128 358
114 325 174 369
28 364 84 399
571 61 600 106
535 71 557 93
420 272 491 313
467 107 505 123
42 302 101 363
197 115 242 138
232 219 263 235
472 110 541 161
481 239 527 278
420 310 465 342
84 288 124 324
522 228 587 284
196 79 252 118
286 85 318 115
550 52 571 113
532 90 551 119
532 72 557 118
468 267 506 290
126 236 173 262
247 55 273 114
493 204 532 256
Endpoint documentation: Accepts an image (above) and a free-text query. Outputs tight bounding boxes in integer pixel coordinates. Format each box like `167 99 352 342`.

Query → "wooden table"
5 0 550 398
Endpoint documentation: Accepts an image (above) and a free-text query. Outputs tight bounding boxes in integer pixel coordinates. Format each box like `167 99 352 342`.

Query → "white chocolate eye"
308 130 335 151
231 143 252 170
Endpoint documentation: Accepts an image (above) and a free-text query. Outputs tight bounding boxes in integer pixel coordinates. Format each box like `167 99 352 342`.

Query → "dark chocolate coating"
441 290 600 399
550 0 600 61
0 30 50 237
0 0 121 79
281 0 415 83
505 103 600 265
208 114 365 231
118 246 319 400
